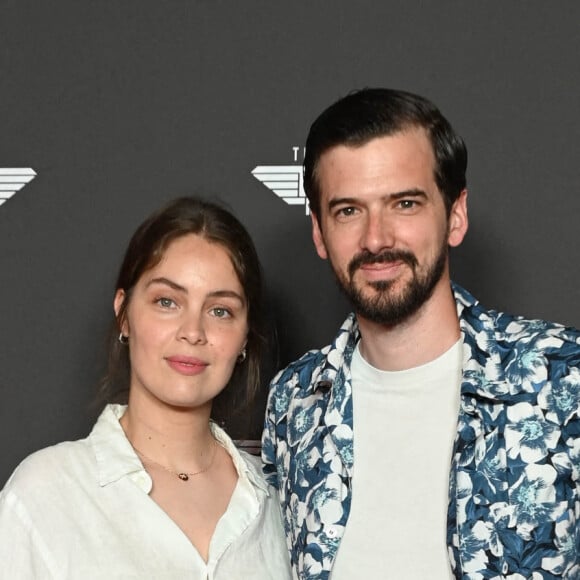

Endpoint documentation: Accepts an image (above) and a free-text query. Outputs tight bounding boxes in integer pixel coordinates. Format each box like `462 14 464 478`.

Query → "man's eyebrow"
327 197 359 211
390 188 428 200
327 189 428 211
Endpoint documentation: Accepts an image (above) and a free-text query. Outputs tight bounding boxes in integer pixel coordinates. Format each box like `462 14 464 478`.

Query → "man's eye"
337 207 357 217
399 200 417 209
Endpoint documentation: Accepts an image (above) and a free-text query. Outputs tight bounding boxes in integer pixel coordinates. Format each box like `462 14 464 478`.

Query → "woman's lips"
165 356 208 376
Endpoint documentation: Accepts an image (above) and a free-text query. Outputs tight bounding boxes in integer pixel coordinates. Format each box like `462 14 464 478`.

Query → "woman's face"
114 233 248 412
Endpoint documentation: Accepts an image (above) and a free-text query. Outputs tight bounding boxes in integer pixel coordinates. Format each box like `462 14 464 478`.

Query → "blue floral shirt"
262 284 580 579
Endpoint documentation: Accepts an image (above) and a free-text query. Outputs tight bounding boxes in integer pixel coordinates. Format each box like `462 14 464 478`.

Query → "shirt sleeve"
261 378 280 489
0 488 58 579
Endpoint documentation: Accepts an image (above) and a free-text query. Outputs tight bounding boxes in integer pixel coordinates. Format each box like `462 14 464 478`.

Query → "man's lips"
357 260 406 280
348 250 417 278
165 356 208 376
359 260 404 271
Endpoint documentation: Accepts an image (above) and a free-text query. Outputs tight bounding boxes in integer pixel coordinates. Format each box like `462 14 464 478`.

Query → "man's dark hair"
303 88 467 217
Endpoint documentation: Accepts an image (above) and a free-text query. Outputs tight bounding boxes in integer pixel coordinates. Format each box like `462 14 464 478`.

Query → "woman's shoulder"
236 448 283 503
2 405 130 499
237 448 261 471
2 436 94 499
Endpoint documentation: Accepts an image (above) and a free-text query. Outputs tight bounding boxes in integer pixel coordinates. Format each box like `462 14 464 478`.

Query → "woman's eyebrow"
146 277 187 293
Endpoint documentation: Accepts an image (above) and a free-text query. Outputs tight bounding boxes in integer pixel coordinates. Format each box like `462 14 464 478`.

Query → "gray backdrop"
1 1 579 485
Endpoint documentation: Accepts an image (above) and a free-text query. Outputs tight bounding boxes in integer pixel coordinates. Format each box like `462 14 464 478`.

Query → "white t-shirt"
0 404 291 579
331 340 462 580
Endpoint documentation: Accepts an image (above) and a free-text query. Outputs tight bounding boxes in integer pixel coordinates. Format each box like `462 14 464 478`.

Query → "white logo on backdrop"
0 168 36 207
251 147 309 215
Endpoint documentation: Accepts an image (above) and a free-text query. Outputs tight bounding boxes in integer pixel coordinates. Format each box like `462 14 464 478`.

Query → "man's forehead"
323 127 433 159
316 129 436 184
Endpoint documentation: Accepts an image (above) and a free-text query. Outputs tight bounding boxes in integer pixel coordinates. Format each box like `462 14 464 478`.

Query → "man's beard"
334 242 448 326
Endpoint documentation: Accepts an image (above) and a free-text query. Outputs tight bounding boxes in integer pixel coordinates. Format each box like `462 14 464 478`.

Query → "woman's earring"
237 348 247 363
118 333 129 345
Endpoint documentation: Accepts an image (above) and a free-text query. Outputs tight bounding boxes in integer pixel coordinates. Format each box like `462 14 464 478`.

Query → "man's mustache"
348 249 418 278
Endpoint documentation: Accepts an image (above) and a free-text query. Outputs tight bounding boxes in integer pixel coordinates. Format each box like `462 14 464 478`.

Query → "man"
262 88 580 579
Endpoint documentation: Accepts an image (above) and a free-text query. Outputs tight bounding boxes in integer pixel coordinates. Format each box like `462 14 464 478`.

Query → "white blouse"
0 404 291 579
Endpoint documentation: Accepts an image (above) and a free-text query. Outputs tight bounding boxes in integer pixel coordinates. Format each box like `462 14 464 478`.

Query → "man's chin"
352 285 404 308
361 276 405 295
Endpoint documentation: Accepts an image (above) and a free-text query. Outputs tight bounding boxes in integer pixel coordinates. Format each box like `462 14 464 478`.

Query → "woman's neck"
120 395 216 471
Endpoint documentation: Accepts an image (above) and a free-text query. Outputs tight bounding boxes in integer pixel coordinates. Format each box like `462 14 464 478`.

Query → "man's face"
311 128 467 326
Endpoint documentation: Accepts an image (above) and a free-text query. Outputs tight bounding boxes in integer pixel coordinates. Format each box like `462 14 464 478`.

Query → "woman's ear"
113 289 129 336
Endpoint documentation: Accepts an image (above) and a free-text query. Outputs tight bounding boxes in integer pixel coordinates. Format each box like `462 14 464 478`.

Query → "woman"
0 197 291 579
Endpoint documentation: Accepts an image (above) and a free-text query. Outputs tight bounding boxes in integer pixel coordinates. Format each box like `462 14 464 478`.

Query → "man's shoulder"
456 283 580 351
480 305 580 351
270 313 359 393
271 345 332 391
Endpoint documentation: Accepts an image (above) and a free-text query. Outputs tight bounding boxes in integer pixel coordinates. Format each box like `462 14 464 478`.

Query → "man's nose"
361 210 395 254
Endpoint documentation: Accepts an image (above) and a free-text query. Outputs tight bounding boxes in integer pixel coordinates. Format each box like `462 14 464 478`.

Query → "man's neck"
356 279 460 372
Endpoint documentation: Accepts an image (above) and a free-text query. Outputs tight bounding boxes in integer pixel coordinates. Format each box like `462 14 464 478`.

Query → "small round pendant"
178 473 189 481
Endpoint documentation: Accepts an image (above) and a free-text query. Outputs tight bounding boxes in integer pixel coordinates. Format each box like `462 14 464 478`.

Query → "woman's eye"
211 307 231 319
157 297 176 309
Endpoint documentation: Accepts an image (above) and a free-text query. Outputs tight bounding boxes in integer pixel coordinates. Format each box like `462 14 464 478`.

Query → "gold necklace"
134 440 217 481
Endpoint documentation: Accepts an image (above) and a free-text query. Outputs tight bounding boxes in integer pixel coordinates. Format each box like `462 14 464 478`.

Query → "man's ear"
113 289 129 336
311 212 328 260
448 189 468 248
